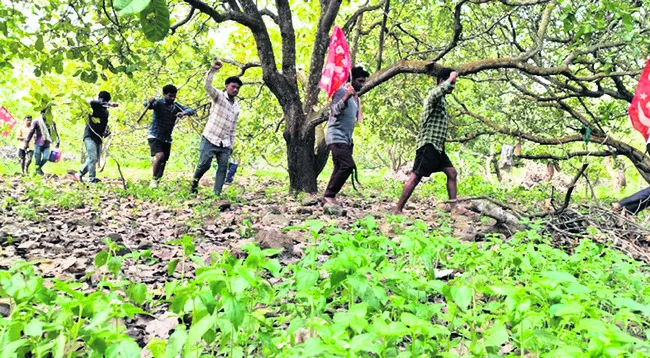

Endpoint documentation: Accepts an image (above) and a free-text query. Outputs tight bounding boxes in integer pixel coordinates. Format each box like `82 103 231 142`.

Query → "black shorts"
18 148 34 159
148 138 172 159
412 144 453 177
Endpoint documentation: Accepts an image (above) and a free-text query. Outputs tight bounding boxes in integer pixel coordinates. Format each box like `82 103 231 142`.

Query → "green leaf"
24 319 44 337
452 285 473 312
550 303 583 317
223 294 244 328
547 346 583 357
127 283 148 305
94 251 109 267
349 333 379 353
168 258 179 276
612 298 650 314
296 268 319 291
116 0 151 16
35 36 44 52
484 323 508 347
139 0 170 42
1 339 28 358
165 327 187 358
401 312 428 329
330 270 348 288
146 338 166 358
186 314 216 346
107 256 123 275
53 334 66 358
542 271 577 283
106 339 141 358
87 308 112 329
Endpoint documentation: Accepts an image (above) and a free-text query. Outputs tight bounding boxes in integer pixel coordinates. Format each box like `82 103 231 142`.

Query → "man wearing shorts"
144 84 194 188
395 66 465 214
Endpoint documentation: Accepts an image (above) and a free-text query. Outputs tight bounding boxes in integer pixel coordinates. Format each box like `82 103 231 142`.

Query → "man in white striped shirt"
191 59 242 195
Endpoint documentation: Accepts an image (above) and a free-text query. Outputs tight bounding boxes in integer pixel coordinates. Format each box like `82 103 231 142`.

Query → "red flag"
0 106 17 136
629 59 650 141
319 26 351 99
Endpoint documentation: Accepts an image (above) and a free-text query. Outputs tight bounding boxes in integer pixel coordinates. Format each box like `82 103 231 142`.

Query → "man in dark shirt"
73 91 118 183
144 84 194 188
322 66 369 204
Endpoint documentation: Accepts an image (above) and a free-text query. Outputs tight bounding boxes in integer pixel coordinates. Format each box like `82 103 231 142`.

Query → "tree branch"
183 0 258 29
516 150 623 161
342 0 387 33
258 8 277 23
170 5 196 34
375 0 390 71
275 0 298 84
433 0 467 61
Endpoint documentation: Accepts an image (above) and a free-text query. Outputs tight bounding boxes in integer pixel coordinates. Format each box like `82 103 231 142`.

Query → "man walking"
190 59 242 196
24 110 60 176
395 66 467 214
322 66 369 204
144 84 194 188
16 115 34 174
73 91 118 183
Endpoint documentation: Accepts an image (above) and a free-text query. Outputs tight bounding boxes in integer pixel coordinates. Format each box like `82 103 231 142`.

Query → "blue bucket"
225 162 238 184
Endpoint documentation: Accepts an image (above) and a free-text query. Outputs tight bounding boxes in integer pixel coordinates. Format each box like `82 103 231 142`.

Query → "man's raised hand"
211 59 222 71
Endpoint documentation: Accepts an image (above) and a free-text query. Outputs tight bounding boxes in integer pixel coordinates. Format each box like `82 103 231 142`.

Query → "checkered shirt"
203 69 240 148
146 99 194 143
416 84 449 152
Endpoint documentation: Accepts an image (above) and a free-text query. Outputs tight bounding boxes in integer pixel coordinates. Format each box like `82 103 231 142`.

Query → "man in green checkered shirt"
395 66 467 214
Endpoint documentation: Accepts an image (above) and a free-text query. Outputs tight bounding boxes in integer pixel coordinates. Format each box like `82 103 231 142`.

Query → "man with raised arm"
395 66 469 215
190 59 242 196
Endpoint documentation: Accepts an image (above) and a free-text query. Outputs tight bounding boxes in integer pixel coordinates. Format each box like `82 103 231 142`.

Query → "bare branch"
260 8 279 24
171 5 196 34
183 0 258 29
276 0 298 83
220 58 261 77
342 0 387 33
433 0 467 61
516 150 623 161
447 131 494 143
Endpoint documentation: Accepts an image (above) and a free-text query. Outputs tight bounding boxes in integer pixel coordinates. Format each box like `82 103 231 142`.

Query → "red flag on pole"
629 59 650 141
0 106 17 136
319 26 352 99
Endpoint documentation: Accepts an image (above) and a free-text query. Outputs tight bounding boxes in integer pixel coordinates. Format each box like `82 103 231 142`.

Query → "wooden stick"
136 103 151 124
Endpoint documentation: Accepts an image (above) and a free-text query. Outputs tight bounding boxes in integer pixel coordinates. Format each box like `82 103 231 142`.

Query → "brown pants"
324 143 355 198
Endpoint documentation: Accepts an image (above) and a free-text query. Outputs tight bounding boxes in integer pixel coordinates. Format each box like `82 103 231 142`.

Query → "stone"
255 230 294 255
261 213 290 227
296 207 314 215
215 200 231 211
300 197 319 206
323 203 346 217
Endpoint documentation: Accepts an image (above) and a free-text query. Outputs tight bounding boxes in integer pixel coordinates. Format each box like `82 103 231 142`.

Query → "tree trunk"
283 103 323 193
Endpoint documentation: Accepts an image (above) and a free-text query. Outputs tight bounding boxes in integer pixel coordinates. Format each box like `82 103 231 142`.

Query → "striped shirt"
203 69 240 148
416 84 450 152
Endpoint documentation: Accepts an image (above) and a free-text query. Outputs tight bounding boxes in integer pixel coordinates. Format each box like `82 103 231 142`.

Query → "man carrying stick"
73 91 118 184
143 84 195 188
321 66 369 204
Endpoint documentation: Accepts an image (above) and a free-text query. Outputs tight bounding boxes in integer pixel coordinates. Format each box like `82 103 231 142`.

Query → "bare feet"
322 196 338 205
